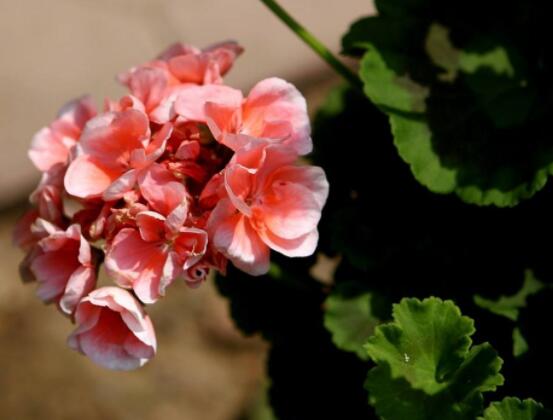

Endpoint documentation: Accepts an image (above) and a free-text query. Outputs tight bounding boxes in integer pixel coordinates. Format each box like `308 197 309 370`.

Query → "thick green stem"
260 0 362 89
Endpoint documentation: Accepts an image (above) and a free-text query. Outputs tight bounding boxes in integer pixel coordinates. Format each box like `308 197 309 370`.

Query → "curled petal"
59 266 96 315
68 287 156 370
135 211 166 242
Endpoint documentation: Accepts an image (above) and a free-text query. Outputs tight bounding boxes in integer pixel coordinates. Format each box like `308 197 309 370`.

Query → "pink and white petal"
77 308 144 370
65 155 121 198
259 228 319 258
31 218 61 238
205 102 242 142
270 165 329 209
243 77 312 155
165 201 188 234
132 251 166 304
173 227 208 269
29 127 69 171
145 123 173 162
135 211 167 242
79 110 149 166
174 85 243 123
105 229 167 304
149 85 194 124
103 169 138 201
158 252 181 296
168 54 207 84
210 202 270 276
138 163 186 215
224 164 254 217
125 67 169 112
59 266 96 315
105 228 153 287
256 182 322 240
68 300 102 345
77 233 92 265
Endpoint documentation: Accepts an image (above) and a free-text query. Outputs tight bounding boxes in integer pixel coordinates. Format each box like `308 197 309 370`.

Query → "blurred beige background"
0 1 374 418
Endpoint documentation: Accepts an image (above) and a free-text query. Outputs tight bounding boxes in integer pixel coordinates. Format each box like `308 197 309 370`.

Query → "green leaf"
478 397 553 420
474 270 545 321
512 328 528 358
324 285 390 360
351 9 553 206
366 297 476 393
365 298 504 420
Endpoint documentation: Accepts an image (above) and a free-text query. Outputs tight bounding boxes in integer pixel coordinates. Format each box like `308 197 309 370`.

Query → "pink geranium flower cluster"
13 41 329 370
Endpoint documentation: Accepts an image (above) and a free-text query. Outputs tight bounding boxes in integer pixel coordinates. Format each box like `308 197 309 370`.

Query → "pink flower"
29 96 97 172
68 287 156 370
29 163 66 225
205 77 312 155
118 41 243 114
13 209 40 252
26 221 96 315
64 108 185 214
105 204 208 303
208 142 328 275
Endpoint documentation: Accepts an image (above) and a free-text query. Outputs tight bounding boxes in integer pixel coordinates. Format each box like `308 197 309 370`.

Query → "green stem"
260 0 362 90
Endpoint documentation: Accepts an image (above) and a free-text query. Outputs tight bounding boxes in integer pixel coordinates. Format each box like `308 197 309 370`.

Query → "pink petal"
270 165 329 209
79 109 149 167
175 140 200 160
243 77 312 155
168 54 208 85
224 163 254 217
145 123 173 162
209 199 270 276
123 66 169 112
65 155 121 198
29 127 71 171
205 101 242 144
57 95 97 130
105 228 168 304
135 211 167 242
255 181 323 240
165 201 189 233
173 227 208 269
59 266 96 315
31 247 80 302
259 228 319 257
103 169 138 201
138 163 186 215
174 85 243 123
13 209 39 251
203 41 244 78
149 85 194 124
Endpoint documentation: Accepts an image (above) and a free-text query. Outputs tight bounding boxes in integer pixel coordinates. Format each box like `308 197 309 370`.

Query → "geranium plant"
14 0 553 418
